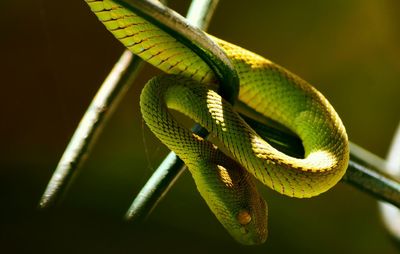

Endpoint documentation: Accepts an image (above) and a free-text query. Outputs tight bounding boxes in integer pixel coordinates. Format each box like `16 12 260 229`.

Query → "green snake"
85 0 350 245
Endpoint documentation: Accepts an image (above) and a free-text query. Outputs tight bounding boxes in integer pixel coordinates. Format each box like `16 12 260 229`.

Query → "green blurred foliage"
0 0 399 253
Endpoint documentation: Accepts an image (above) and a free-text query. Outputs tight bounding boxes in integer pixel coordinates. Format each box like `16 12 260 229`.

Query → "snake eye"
237 209 252 225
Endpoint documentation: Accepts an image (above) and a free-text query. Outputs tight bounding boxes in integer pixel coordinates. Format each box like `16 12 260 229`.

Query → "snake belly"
85 0 350 245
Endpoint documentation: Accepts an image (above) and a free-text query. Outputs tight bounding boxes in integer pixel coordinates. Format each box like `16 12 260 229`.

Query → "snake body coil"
85 0 349 245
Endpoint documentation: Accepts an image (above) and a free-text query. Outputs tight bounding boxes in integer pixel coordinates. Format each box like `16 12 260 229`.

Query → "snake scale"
84 0 349 245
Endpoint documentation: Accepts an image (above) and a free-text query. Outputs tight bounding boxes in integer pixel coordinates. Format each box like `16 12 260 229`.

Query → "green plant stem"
39 51 144 209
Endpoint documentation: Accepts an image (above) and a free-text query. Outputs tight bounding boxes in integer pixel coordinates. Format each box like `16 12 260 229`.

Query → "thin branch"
124 152 185 221
38 0 171 209
39 51 144 209
343 157 400 208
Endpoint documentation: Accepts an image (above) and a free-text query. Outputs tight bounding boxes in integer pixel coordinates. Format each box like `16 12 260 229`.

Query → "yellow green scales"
85 0 349 245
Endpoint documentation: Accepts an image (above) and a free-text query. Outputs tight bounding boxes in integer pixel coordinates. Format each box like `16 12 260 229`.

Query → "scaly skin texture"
85 0 349 245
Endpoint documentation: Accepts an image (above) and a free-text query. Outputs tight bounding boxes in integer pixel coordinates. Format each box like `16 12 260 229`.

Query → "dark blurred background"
1 0 400 253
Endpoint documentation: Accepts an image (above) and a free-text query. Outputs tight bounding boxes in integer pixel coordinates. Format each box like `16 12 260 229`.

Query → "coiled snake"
85 0 349 245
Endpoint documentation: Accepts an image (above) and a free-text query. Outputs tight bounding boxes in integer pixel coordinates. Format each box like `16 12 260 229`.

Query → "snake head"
228 198 268 245
192 149 268 245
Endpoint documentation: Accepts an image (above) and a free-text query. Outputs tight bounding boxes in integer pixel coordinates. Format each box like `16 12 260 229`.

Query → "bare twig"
39 50 143 209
